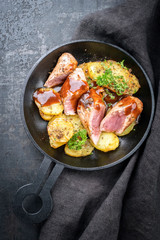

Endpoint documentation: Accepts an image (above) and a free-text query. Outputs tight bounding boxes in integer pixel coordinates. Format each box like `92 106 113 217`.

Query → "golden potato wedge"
104 60 140 95
65 140 94 157
117 121 136 136
40 102 63 115
78 63 90 79
34 100 41 109
49 136 65 149
91 132 119 152
33 88 63 115
47 114 74 143
39 109 53 121
66 115 84 133
87 60 140 95
87 62 104 80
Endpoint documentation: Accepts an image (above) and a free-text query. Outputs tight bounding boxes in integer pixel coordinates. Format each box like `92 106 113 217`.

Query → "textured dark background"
0 0 124 239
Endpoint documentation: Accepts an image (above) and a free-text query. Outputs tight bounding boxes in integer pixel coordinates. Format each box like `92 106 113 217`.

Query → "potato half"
66 115 84 133
33 87 63 116
78 63 90 79
87 61 140 95
39 109 53 121
117 121 136 136
87 62 104 80
40 102 63 116
49 137 66 149
65 140 94 157
91 132 119 152
47 114 74 148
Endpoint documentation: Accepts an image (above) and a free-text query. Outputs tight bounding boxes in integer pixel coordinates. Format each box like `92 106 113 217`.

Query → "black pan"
13 40 155 223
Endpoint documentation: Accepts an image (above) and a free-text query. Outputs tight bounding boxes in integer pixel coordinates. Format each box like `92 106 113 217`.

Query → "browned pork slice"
77 88 106 144
60 68 89 115
100 96 143 134
44 53 78 87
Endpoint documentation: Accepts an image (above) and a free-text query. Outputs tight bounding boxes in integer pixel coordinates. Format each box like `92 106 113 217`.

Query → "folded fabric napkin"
39 0 160 239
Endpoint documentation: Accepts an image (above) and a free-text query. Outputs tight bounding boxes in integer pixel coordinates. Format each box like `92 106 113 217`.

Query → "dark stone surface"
0 0 123 239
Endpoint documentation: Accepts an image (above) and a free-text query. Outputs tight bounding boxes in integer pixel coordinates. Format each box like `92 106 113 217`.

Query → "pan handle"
13 156 64 223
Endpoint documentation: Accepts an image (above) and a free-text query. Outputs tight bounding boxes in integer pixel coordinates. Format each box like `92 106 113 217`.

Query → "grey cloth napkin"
39 0 160 239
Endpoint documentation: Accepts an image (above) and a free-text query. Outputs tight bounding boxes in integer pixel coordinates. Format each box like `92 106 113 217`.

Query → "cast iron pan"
13 40 155 223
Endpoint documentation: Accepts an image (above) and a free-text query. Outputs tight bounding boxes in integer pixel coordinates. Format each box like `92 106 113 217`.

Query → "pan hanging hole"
22 194 43 214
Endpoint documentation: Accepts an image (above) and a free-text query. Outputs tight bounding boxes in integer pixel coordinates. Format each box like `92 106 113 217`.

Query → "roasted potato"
91 132 119 152
117 121 136 136
47 114 74 148
34 100 41 109
49 137 65 149
33 88 63 116
66 115 84 133
39 109 53 121
88 60 140 95
78 63 90 79
105 60 140 95
40 103 63 116
65 140 94 157
87 62 104 80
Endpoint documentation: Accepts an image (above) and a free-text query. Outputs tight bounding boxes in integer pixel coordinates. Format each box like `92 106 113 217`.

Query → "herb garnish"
119 60 128 70
105 88 115 99
96 65 128 95
68 129 87 150
86 77 94 88
102 95 105 103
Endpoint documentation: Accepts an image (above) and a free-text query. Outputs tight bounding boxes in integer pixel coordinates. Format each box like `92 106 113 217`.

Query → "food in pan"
65 139 94 157
77 88 106 145
33 88 63 116
39 109 53 121
61 68 89 115
87 60 140 95
66 115 84 133
33 53 143 157
47 114 74 148
91 132 119 152
100 96 143 135
44 53 78 88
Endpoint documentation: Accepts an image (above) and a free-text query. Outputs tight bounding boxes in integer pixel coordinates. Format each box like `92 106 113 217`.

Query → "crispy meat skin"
77 88 106 144
44 53 78 87
60 68 89 115
100 96 143 134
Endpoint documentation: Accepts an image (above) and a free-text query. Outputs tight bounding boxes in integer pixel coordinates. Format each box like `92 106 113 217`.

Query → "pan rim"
21 39 155 171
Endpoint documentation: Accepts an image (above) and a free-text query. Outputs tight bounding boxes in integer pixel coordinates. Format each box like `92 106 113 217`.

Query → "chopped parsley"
96 65 128 96
110 95 115 100
102 95 105 103
68 129 87 150
105 88 115 99
119 60 129 70
86 77 94 87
